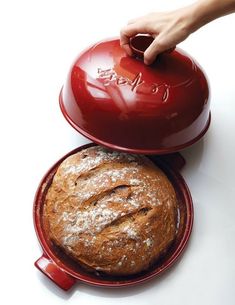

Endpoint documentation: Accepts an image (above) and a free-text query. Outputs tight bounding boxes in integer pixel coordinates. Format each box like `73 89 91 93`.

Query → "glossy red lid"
60 36 210 154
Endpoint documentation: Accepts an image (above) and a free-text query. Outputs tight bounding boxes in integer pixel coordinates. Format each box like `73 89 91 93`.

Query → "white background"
0 0 235 304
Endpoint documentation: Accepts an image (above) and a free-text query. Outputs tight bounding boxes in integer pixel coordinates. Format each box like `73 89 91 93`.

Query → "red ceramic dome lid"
60 36 210 154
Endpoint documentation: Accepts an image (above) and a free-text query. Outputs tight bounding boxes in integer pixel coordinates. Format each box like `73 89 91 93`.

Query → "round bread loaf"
43 146 177 276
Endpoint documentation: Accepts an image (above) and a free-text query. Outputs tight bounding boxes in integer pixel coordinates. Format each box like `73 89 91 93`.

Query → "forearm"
189 0 235 32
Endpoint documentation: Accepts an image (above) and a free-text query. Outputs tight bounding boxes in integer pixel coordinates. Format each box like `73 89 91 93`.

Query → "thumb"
144 38 166 65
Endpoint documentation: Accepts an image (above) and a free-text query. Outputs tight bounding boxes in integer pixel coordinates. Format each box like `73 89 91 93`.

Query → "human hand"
121 0 235 65
120 7 195 65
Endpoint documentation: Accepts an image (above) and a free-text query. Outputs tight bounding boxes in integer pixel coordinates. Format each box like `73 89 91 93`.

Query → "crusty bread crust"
43 146 177 276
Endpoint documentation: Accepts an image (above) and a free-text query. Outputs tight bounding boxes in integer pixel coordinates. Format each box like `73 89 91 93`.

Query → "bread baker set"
34 35 210 290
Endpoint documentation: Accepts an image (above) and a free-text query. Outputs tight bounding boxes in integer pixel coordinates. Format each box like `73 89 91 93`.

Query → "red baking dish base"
34 143 193 290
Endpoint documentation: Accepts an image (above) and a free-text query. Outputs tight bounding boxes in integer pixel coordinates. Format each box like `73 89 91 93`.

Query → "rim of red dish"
59 89 211 155
33 143 194 287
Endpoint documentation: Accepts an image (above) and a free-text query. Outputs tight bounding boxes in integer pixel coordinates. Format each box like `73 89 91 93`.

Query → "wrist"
185 2 212 33
172 3 207 37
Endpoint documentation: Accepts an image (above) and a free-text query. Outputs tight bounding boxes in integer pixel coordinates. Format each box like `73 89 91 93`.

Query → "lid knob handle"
130 35 175 60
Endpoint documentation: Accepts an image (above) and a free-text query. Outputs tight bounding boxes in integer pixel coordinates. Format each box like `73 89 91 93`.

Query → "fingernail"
144 59 150 65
